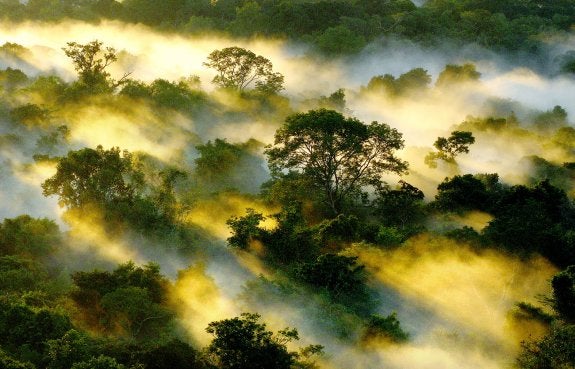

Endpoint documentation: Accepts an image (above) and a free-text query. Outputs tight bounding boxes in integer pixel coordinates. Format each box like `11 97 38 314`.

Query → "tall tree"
425 130 475 168
41 146 139 209
265 109 407 214
63 40 129 94
205 313 322 369
203 46 284 94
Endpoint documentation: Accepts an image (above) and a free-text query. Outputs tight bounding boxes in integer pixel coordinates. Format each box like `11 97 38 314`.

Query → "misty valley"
1 1 575 368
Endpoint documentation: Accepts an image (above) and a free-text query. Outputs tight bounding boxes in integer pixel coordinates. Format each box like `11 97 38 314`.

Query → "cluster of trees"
2 0 575 57
2 31 575 368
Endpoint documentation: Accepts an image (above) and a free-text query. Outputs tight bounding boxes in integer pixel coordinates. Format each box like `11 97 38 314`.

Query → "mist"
0 14 573 369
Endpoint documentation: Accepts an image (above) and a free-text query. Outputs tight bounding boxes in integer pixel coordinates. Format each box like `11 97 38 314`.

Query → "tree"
226 208 266 249
362 313 409 344
0 349 35 369
71 355 125 369
425 130 475 168
314 25 366 55
63 40 129 94
42 146 139 209
483 180 575 267
265 109 407 214
45 330 92 369
203 46 284 94
435 63 481 87
205 313 321 369
372 180 425 229
517 325 575 369
551 265 575 323
364 68 431 97
294 254 367 300
433 174 490 212
0 215 61 257
70 262 171 340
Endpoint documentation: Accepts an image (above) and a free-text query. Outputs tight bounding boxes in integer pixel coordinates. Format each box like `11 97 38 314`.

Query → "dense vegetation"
1 1 575 368
1 0 575 59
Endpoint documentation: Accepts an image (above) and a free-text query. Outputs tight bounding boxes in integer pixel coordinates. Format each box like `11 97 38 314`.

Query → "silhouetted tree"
265 109 407 214
204 47 284 94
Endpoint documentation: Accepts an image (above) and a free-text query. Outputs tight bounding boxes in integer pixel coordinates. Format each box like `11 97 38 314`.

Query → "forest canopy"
1 2 575 369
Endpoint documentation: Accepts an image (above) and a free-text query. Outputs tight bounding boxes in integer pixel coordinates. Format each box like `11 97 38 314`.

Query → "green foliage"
0 67 28 90
72 261 166 304
42 145 139 209
0 301 72 353
194 138 267 193
444 226 483 246
35 125 70 156
9 103 50 127
227 1 267 36
365 68 431 96
0 215 61 257
263 203 319 264
314 25 366 55
265 109 407 214
62 40 129 95
204 47 284 94
434 174 492 212
425 131 475 168
205 313 321 369
226 208 266 249
483 180 575 267
0 255 47 293
294 254 370 309
372 180 425 229
260 171 325 213
45 330 92 369
435 63 481 87
375 226 404 247
100 287 172 338
121 0 188 26
523 156 575 194
0 349 35 369
70 262 171 340
147 78 206 112
362 313 409 343
23 76 67 104
517 325 575 369
140 339 204 369
311 214 359 246
551 265 575 323
71 355 126 369
532 105 568 132
205 312 295 369
511 302 554 325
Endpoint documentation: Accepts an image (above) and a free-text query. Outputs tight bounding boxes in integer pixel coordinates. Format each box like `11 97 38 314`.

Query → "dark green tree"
45 330 92 369
425 131 475 168
0 215 61 257
372 180 425 229
294 253 370 312
41 146 139 209
435 63 481 87
551 265 575 323
205 313 320 369
226 208 266 249
63 40 129 94
362 312 409 344
70 355 125 369
433 174 491 212
517 325 575 369
203 46 284 94
483 180 575 267
0 349 34 369
265 109 407 215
